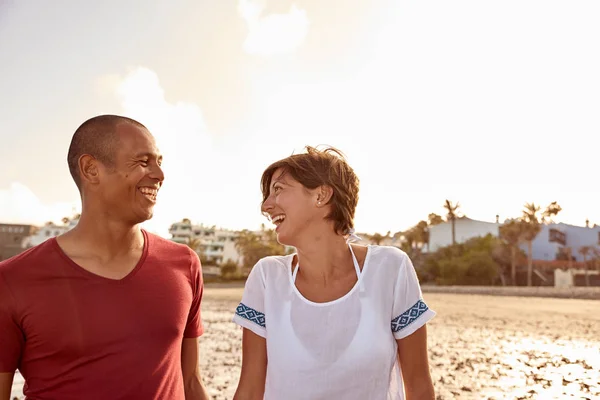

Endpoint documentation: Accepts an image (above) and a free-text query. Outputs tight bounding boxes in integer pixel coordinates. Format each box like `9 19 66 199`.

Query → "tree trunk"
527 240 533 286
451 219 456 245
511 246 517 286
499 270 506 286
584 255 590 286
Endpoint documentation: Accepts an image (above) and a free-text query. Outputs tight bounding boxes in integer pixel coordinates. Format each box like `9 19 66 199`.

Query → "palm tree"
400 229 419 260
499 219 526 285
428 213 444 226
414 220 429 248
443 200 461 245
593 247 600 272
186 237 202 253
370 233 384 245
521 203 541 287
542 201 562 223
521 201 562 286
579 246 592 286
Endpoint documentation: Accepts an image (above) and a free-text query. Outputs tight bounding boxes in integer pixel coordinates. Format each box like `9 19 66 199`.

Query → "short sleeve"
232 261 266 338
0 271 24 372
391 252 436 340
184 249 204 338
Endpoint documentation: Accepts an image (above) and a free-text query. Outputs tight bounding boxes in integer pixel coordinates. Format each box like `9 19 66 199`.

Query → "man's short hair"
67 115 147 190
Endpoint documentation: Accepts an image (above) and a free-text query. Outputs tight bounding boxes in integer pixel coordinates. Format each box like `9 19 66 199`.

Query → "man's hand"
181 338 209 400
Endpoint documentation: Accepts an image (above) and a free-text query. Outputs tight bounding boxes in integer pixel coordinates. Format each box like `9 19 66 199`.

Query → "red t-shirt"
0 230 204 399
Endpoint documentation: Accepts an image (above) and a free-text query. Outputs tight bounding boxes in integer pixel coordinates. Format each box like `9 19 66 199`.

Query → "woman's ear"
316 185 334 207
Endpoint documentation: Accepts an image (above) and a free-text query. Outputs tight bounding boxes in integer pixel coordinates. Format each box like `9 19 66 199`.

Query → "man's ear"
79 154 101 185
316 185 334 206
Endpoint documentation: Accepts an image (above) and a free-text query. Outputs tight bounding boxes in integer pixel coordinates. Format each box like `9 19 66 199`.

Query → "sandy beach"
11 288 600 399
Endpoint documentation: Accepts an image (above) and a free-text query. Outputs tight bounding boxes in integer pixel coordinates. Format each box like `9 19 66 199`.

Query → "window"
549 229 566 246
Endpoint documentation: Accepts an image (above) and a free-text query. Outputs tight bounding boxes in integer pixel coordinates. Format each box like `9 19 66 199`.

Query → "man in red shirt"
0 115 209 399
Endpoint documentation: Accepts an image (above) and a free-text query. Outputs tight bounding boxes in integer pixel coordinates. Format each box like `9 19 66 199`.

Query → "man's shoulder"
0 240 55 275
145 231 195 264
146 231 191 252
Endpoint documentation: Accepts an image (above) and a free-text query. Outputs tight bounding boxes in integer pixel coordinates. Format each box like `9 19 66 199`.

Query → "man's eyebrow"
133 152 162 159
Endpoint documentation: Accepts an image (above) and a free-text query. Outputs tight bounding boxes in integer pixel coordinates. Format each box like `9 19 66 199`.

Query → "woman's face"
261 168 322 245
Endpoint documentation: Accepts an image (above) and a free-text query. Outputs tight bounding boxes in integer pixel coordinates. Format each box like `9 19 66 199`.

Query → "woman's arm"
233 328 268 400
397 325 435 400
0 372 15 400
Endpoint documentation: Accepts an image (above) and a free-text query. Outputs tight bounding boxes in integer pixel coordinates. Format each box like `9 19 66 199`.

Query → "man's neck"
61 212 144 260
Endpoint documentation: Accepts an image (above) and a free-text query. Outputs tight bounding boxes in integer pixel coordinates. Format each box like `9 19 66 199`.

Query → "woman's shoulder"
367 244 409 262
366 245 412 274
253 253 294 275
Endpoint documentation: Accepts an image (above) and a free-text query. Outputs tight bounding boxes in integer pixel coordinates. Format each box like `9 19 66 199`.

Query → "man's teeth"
140 188 158 199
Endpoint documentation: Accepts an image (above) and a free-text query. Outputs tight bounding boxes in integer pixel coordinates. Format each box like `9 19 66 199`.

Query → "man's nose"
150 162 165 183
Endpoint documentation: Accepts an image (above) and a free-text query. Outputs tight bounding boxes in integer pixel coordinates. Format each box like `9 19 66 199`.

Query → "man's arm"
233 328 267 400
397 325 435 400
0 372 15 400
181 338 209 400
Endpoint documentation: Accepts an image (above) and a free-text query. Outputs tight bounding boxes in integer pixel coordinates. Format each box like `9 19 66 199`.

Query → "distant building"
528 223 600 262
28 219 78 247
428 217 500 252
428 217 600 262
169 220 242 266
0 224 38 261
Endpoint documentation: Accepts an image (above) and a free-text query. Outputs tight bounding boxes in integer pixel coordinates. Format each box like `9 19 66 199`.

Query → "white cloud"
238 0 309 56
113 67 218 237
0 182 78 225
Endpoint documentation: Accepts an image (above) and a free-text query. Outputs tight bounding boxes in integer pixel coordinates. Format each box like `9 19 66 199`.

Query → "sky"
1 0 599 237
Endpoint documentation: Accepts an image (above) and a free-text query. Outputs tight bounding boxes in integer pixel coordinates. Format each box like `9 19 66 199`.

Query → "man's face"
98 123 164 225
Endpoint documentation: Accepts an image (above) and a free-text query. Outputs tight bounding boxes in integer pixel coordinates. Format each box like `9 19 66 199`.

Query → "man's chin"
132 209 154 225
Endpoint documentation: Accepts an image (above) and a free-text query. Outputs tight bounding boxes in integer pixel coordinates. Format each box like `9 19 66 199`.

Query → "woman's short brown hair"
260 146 360 236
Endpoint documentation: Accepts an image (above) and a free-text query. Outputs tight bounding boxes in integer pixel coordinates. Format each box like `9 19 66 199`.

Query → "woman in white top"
233 146 436 400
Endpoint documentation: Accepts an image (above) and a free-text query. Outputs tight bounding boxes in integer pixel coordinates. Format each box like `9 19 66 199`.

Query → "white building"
27 218 78 247
527 223 600 262
428 216 600 262
428 217 500 252
169 221 242 266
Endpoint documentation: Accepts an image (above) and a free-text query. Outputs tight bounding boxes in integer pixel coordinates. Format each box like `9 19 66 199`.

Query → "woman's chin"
275 230 292 247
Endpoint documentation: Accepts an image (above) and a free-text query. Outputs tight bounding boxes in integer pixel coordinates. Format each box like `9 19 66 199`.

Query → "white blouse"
232 245 436 400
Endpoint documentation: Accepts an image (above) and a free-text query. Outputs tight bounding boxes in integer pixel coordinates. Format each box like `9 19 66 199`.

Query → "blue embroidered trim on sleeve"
391 299 428 333
236 302 266 328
